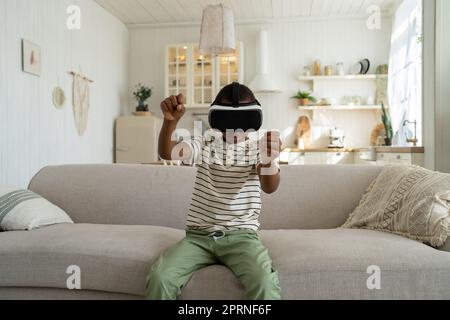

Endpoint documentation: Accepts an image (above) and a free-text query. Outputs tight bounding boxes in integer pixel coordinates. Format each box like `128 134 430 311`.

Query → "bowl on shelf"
351 59 370 75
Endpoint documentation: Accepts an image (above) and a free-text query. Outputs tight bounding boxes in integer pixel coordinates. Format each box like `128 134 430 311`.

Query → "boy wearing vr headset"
147 83 282 300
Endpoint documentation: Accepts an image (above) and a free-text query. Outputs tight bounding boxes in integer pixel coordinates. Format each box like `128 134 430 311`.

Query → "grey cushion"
0 288 141 300
0 224 183 296
28 165 383 230
29 165 196 230
1 224 450 299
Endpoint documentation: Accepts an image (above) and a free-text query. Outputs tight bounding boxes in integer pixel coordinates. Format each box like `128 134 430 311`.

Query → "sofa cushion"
0 224 184 296
28 165 383 230
0 186 73 231
184 229 450 300
1 225 450 299
342 164 450 247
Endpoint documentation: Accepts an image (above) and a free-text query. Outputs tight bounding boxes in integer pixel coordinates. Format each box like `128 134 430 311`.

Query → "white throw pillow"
0 186 73 231
342 165 450 247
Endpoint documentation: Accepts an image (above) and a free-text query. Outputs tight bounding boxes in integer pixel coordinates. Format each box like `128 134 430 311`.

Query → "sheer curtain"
388 0 423 146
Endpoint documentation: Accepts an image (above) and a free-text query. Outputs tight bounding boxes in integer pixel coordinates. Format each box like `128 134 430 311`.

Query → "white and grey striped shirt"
183 133 262 232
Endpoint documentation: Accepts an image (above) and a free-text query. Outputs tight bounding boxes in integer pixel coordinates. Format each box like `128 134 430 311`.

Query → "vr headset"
208 82 263 132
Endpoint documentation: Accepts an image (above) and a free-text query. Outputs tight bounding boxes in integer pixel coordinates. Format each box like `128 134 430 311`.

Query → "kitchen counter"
281 146 425 166
374 146 425 154
283 147 363 153
283 146 425 154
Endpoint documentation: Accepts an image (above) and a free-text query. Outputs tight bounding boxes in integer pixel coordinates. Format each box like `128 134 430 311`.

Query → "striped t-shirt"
183 132 261 232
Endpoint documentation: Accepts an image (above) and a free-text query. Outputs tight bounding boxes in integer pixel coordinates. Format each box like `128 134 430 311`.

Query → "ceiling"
95 0 401 26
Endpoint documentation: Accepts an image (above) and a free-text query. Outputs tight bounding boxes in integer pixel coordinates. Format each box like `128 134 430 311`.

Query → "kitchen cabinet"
376 152 424 166
284 152 306 165
166 43 244 108
282 151 354 165
327 152 354 164
354 150 378 165
282 147 425 166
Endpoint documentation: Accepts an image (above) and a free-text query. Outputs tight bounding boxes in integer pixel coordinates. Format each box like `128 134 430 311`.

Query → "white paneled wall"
0 0 6 187
129 17 392 147
436 0 450 173
0 0 129 187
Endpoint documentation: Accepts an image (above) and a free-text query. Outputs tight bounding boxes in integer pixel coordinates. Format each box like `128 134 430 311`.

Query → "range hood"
249 30 281 94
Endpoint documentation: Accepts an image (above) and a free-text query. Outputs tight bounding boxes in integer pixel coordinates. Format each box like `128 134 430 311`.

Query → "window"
388 0 423 146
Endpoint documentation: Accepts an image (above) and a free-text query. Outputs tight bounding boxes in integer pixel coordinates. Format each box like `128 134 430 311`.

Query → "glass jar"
336 62 345 76
313 60 322 76
303 66 311 76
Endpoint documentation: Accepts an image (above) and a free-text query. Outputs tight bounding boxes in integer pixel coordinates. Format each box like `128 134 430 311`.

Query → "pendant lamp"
199 4 236 55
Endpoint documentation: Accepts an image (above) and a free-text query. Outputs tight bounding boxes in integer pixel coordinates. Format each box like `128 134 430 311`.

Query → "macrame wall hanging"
69 69 93 136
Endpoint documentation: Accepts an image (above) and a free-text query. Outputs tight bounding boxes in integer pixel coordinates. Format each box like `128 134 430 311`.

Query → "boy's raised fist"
161 93 185 122
260 131 282 164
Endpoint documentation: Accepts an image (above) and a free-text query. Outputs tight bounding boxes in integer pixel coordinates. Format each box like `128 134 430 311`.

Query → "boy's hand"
258 131 282 193
161 94 185 122
259 131 282 166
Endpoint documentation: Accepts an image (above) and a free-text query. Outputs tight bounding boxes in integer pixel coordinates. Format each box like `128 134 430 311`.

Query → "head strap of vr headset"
232 82 240 108
211 82 261 108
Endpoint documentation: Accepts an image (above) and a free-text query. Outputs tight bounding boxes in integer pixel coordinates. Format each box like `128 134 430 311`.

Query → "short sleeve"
182 136 204 166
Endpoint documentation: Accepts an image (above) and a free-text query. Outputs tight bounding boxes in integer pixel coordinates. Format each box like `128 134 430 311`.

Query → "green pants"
146 229 281 300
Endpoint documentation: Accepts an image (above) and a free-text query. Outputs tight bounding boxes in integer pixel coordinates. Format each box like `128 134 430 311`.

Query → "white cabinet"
191 45 214 106
376 153 424 166
166 45 189 102
326 152 354 165
354 150 378 165
115 116 162 164
282 150 424 166
283 152 353 165
285 152 306 165
166 43 244 108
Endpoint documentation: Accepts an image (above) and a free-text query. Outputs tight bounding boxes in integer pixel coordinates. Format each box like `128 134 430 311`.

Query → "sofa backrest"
29 164 382 230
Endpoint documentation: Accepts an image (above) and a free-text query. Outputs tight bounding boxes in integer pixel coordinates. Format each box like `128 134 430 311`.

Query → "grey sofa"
1 164 450 300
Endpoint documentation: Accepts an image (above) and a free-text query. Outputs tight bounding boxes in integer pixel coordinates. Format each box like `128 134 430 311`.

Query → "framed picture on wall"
22 39 41 76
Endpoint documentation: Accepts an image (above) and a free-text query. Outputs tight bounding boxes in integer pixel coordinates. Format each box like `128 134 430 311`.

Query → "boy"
146 83 282 300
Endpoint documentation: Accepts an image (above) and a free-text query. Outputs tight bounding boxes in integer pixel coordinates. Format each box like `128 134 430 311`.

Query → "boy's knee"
146 265 180 300
256 270 278 288
245 269 281 300
147 266 172 287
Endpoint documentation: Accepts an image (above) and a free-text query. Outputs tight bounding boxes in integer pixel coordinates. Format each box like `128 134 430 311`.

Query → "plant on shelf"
381 103 394 146
291 91 317 107
133 83 153 112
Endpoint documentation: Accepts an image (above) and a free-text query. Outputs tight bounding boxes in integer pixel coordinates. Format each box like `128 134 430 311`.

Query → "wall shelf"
298 74 388 91
299 105 382 111
298 74 387 81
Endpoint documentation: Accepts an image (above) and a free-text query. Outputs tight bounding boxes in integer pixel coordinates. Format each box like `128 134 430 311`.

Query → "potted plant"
133 83 153 113
291 91 317 107
381 103 394 146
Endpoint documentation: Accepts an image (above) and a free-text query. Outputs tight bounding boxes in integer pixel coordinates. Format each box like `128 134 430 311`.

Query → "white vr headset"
208 82 263 132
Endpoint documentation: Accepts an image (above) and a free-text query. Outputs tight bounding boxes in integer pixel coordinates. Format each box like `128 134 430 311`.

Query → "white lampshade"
199 4 236 55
